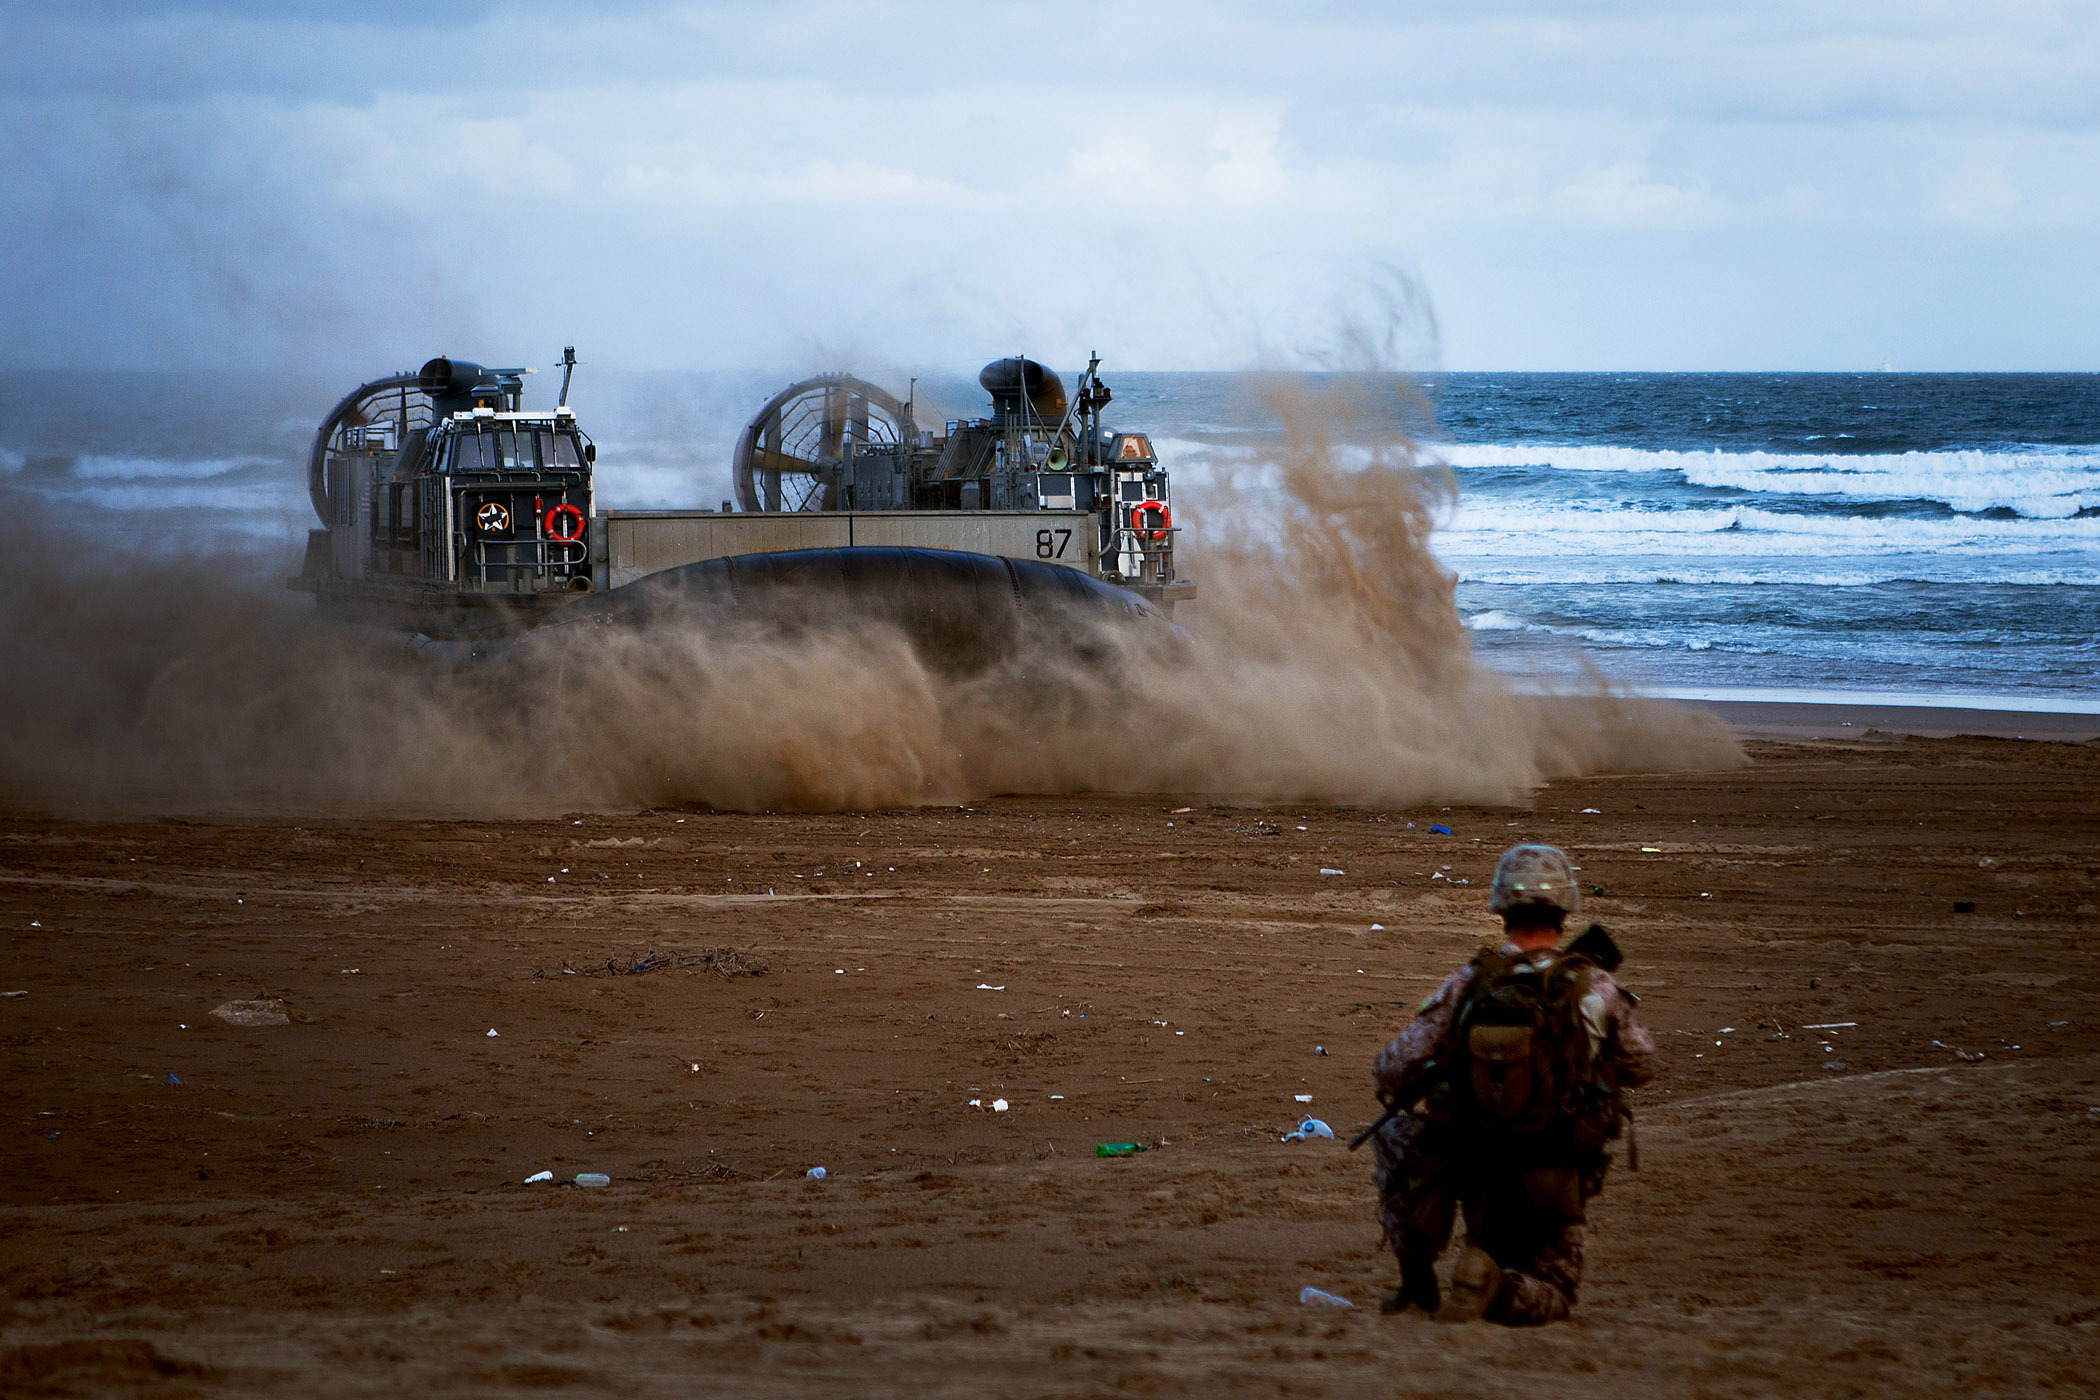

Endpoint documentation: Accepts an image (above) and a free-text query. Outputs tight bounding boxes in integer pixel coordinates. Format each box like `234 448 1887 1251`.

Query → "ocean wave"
594 458 740 510
1463 612 2100 667
1449 563 2100 587
10 482 309 514
1461 611 1776 655
1438 501 2100 550
1435 443 2100 518
71 454 284 481
1160 436 2100 522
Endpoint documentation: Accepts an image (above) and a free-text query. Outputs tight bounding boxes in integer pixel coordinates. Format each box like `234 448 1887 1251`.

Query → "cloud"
0 0 2094 371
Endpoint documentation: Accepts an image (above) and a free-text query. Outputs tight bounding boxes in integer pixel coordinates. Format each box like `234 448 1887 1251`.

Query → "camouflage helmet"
1488 843 1580 916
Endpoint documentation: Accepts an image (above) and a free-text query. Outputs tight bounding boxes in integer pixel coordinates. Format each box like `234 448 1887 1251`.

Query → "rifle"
1568 923 1637 1167
1567 921 1623 973
1347 1063 1435 1151
1346 923 1627 1153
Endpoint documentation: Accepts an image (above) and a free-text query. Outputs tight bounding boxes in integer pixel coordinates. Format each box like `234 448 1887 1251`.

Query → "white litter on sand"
210 999 290 1028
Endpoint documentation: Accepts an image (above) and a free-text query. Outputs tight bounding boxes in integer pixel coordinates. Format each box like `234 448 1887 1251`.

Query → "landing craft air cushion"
295 351 1192 660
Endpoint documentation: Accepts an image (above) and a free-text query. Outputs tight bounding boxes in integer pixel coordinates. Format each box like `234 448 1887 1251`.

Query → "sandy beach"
2 708 2097 1397
1675 697 2100 743
10 1 2097 1392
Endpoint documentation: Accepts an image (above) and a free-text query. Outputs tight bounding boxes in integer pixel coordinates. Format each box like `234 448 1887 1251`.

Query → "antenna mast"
557 346 578 407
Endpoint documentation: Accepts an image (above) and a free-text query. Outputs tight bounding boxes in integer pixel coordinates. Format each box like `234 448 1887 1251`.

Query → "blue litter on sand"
1430 824 1452 835
164 1073 183 1086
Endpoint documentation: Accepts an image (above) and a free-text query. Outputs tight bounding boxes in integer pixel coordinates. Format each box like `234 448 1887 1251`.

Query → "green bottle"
1095 1142 1146 1157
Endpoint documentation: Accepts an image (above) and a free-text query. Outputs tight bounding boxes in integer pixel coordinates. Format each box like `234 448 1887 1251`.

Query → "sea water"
3 368 2093 704
1126 371 2100 705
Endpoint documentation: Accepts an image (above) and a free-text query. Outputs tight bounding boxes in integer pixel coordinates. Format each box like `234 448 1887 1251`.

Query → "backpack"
1451 948 1618 1144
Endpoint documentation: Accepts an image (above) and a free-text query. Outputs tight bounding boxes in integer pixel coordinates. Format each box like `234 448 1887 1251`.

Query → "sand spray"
0 364 1739 817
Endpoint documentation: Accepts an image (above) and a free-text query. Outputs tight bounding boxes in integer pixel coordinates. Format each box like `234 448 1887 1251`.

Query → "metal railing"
469 537 588 589
1111 525 1177 582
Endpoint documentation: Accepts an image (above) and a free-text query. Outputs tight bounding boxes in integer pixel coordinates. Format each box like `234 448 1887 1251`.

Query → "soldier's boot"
1435 1247 1508 1323
1379 1259 1441 1315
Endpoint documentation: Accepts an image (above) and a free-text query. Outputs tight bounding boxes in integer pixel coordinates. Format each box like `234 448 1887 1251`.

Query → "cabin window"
498 429 534 473
544 431 582 467
449 432 492 473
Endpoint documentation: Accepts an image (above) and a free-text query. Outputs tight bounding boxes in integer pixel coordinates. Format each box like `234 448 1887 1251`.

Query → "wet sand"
1683 699 2100 743
3 726 2098 1396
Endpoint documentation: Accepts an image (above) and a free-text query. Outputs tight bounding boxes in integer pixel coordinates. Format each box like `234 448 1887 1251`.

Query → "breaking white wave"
71 455 281 480
1433 443 2100 519
1462 611 1775 654
1434 501 2100 586
1456 563 2099 587
594 455 740 511
1161 436 2100 587
20 482 309 515
1438 500 2100 549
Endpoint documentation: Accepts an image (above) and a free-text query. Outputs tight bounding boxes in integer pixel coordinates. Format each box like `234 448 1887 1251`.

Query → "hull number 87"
1035 528 1072 559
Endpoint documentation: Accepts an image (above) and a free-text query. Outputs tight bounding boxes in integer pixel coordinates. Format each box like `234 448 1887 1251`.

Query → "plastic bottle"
1095 1142 1147 1157
573 1172 611 1188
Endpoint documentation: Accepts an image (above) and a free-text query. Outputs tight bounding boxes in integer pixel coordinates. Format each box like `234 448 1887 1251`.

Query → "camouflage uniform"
1372 943 1655 1324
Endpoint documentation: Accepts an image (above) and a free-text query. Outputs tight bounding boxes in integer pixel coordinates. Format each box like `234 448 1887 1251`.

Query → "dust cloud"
0 369 1739 818
951 371 1743 806
0 517 968 816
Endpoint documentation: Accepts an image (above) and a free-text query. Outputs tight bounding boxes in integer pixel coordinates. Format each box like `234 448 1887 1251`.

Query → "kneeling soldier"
1369 843 1655 1324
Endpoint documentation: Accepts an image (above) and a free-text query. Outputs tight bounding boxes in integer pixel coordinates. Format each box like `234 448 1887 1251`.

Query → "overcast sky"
3 0 2096 373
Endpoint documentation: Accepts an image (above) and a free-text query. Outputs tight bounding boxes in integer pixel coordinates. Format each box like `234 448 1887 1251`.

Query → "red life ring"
1131 500 1171 540
544 503 587 543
